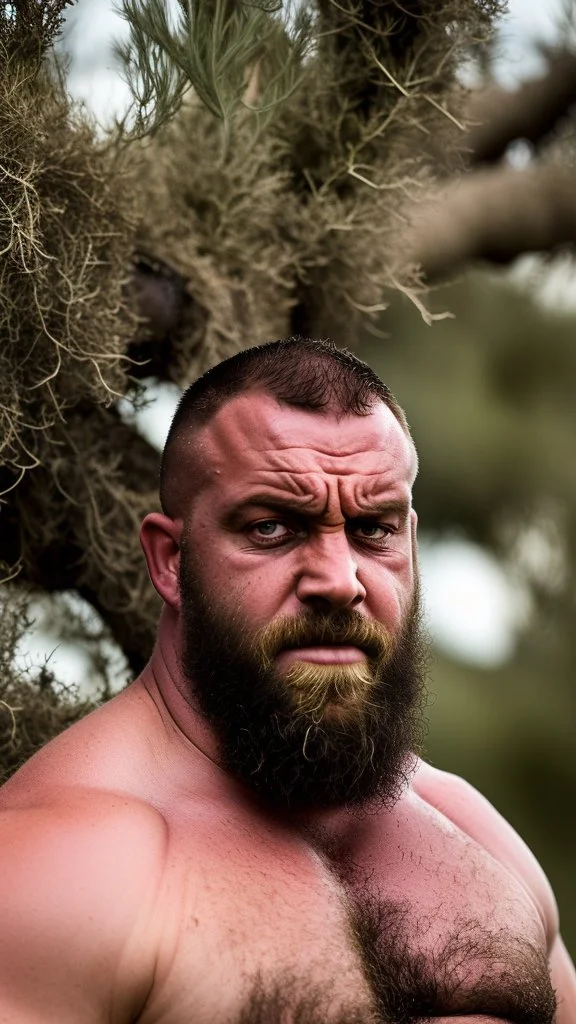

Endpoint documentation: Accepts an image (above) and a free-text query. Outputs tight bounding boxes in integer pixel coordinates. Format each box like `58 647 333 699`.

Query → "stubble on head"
177 534 429 812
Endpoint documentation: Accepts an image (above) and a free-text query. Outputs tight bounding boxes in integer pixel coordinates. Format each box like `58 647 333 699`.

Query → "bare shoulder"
411 759 558 937
0 787 168 1022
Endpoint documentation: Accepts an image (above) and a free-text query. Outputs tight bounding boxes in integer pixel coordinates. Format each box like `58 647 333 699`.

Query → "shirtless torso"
2 358 574 1023
0 674 571 1024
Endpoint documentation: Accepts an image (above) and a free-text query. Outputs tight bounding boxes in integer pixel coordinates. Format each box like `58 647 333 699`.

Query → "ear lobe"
140 513 182 610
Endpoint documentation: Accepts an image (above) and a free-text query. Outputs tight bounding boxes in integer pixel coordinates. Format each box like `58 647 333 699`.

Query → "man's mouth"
275 644 368 668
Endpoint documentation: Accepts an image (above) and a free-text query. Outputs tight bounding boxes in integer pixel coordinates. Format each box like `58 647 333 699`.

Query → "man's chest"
340 796 555 1019
138 802 556 1024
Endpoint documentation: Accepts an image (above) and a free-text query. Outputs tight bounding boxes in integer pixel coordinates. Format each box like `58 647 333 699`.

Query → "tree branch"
2 407 162 674
127 253 207 380
407 163 576 281
465 49 576 164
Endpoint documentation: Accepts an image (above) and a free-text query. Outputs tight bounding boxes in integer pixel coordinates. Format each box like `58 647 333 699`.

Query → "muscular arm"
0 792 166 1023
413 761 576 1023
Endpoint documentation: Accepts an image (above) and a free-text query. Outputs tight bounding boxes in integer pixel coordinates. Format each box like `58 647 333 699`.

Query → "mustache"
252 609 394 667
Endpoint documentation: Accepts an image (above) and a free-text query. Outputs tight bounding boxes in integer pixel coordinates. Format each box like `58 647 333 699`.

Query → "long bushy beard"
179 553 429 811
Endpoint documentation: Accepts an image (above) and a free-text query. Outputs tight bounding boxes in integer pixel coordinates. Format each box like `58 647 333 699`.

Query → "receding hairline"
159 336 416 517
160 386 418 520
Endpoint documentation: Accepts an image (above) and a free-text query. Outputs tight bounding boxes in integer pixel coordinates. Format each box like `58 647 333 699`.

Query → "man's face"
177 392 427 809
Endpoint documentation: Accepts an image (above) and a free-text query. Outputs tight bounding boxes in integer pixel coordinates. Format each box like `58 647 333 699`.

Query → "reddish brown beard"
249 611 395 731
179 544 428 810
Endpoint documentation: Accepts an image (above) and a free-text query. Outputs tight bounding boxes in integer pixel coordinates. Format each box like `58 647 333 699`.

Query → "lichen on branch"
123 0 505 349
0 29 141 493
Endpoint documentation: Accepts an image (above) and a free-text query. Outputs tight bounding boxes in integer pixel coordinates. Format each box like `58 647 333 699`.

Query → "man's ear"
140 513 183 610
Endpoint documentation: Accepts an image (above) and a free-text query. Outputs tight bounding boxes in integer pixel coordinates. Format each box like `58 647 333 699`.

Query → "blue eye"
248 520 294 544
256 521 284 536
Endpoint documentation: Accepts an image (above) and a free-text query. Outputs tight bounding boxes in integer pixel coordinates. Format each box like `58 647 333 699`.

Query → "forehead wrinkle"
342 475 412 517
230 471 408 524
255 431 414 481
257 441 390 457
200 445 411 517
249 448 399 479
353 471 411 499
225 471 331 516
175 391 417 516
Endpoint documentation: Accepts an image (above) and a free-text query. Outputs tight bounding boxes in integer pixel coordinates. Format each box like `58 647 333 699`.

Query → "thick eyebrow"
222 493 316 527
352 499 411 525
222 494 410 527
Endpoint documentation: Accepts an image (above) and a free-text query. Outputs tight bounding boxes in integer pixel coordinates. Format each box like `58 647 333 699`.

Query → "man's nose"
295 530 366 610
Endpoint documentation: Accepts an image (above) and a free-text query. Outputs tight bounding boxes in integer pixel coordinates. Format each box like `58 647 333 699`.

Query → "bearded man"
0 337 573 1023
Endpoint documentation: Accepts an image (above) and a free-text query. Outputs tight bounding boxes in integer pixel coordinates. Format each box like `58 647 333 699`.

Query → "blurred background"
9 0 576 953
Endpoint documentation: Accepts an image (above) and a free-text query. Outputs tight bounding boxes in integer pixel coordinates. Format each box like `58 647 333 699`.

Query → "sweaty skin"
0 392 574 1024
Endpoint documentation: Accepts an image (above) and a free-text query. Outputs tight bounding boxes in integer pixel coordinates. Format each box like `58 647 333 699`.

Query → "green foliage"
118 0 313 134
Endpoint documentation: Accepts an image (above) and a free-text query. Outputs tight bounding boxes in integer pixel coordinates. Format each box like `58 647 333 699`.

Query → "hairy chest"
341 800 556 1022
139 807 556 1024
